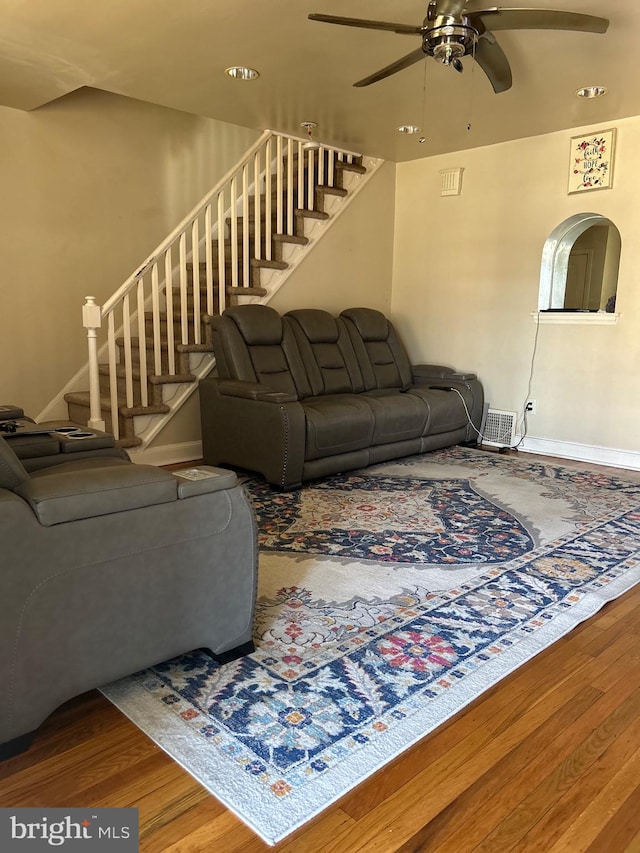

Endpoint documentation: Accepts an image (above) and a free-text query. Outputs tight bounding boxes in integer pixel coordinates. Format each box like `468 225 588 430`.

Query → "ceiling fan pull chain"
467 37 476 131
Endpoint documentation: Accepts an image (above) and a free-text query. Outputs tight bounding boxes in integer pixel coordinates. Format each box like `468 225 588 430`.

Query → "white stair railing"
81 130 362 440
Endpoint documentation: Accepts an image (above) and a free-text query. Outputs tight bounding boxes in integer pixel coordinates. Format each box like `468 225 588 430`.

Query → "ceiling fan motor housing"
423 16 479 65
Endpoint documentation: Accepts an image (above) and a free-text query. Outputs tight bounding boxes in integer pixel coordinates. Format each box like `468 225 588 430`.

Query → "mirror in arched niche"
538 213 621 312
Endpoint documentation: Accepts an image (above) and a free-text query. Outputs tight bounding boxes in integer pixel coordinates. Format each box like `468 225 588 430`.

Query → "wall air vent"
440 167 464 196
481 408 517 448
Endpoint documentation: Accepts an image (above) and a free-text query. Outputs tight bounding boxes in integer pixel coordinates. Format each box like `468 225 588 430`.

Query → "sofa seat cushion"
408 387 469 435
359 390 428 445
302 395 374 460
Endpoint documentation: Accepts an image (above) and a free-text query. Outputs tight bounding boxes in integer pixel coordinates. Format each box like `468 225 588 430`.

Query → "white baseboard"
128 440 203 467
518 435 640 472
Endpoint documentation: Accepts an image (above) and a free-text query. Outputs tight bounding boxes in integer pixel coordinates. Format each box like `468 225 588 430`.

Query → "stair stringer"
126 154 384 461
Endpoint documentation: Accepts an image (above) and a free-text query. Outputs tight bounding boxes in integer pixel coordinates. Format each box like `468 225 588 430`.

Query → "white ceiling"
1 0 638 162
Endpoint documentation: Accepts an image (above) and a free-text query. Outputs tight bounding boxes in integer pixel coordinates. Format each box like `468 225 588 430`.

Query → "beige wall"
0 87 259 417
269 161 396 317
391 116 640 456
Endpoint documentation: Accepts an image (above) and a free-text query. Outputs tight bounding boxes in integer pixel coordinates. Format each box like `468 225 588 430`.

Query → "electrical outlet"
525 399 537 415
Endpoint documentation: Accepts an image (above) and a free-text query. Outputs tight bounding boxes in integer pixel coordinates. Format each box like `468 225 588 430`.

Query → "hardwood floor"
2 454 640 852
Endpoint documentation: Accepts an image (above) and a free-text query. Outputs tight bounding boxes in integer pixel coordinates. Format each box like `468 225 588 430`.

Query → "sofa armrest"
14 462 177 526
412 364 477 383
173 466 238 498
217 379 298 403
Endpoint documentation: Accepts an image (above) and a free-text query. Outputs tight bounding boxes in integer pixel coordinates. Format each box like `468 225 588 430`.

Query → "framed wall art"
568 128 616 194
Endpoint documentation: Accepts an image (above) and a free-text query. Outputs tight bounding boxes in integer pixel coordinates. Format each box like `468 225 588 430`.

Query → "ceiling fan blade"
470 8 609 34
353 47 426 87
473 35 513 93
308 13 421 36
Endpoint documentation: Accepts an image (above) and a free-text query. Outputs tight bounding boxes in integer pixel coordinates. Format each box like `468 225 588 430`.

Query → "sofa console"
200 306 484 489
0 406 128 471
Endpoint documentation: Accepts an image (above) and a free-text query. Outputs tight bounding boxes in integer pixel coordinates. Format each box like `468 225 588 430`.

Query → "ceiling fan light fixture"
576 85 607 99
225 66 260 81
397 125 421 134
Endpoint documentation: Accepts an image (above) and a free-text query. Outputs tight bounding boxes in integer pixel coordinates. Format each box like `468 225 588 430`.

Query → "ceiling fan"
308 1 609 93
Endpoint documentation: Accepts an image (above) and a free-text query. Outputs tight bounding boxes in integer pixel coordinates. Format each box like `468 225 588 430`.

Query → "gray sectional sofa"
200 305 484 489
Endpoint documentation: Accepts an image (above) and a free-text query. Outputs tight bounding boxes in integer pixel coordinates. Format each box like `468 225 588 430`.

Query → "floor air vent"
481 408 517 447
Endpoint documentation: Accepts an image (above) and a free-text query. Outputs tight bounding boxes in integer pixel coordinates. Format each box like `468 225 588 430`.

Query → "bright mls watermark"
0 808 138 850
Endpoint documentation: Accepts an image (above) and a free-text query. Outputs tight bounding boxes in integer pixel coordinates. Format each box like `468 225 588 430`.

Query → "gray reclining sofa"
200 305 484 489
0 434 257 758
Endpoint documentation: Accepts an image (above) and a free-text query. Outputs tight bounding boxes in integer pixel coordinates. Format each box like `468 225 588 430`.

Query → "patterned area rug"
102 447 640 845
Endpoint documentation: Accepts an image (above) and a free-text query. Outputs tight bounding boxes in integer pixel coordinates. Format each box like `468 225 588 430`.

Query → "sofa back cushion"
211 305 311 398
340 307 414 391
285 309 364 397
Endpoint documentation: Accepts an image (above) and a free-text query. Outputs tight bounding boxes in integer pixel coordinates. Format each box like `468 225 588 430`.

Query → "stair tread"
273 233 309 245
175 342 214 353
296 208 330 220
117 436 143 449
97 363 195 383
316 184 349 197
251 257 288 270
226 286 268 296
65 390 170 416
115 336 200 351
336 161 367 175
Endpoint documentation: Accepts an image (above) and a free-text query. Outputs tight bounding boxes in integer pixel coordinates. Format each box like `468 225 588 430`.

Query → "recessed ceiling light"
397 125 421 134
225 66 260 81
576 85 607 99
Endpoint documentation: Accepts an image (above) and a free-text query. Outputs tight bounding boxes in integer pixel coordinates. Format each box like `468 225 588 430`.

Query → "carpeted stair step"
185 261 272 292
250 257 288 271
273 233 309 247
169 289 219 316
98 363 195 406
64 390 170 419
115 337 197 374
144 310 211 339
226 285 268 301
294 209 330 235
64 390 163 447
209 237 273 261
336 160 366 174
295 208 330 221
334 160 367 190
315 184 349 200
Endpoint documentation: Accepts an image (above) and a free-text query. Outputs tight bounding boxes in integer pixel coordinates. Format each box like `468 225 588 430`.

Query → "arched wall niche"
538 213 621 313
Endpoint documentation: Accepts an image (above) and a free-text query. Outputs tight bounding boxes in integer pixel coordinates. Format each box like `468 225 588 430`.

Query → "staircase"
55 130 381 454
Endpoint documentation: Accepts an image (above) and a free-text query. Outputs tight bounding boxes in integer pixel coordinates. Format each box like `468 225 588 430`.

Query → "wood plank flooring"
1 453 639 852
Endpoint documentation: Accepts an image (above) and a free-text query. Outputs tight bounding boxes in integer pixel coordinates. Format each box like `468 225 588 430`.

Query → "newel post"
82 296 106 432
